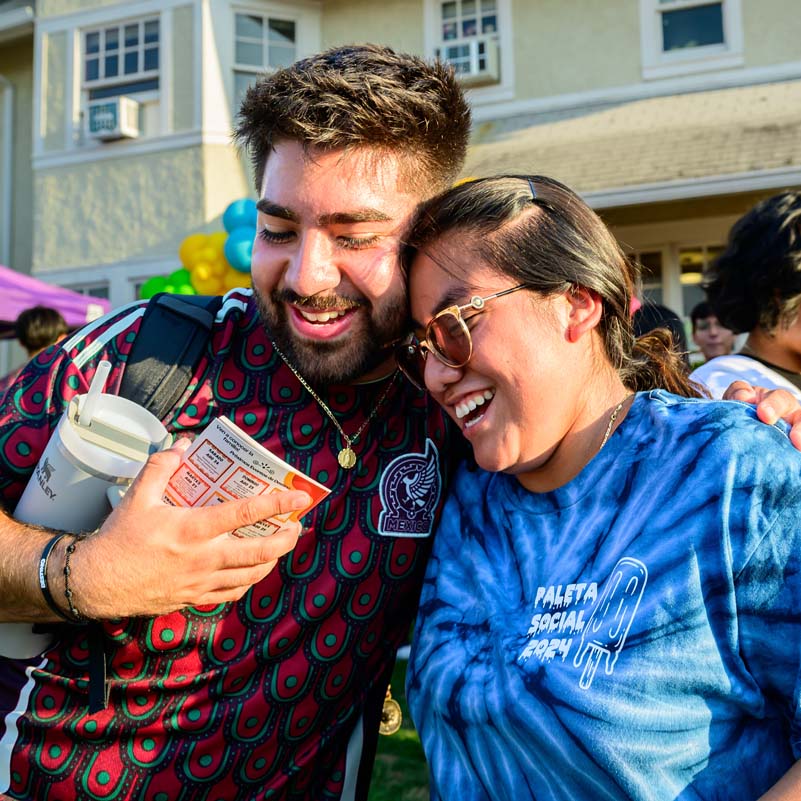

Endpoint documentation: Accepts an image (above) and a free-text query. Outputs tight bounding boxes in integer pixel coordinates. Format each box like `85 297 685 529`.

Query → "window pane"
462 18 478 37
124 24 139 47
236 41 263 66
85 57 99 81
105 54 118 77
442 21 457 40
442 2 457 20
482 14 497 33
88 77 159 100
462 0 476 13
143 47 158 71
481 0 496 10
144 20 159 44
268 44 295 68
105 27 119 50
86 32 100 54
234 71 254 108
662 3 724 51
124 51 139 74
236 13 262 39
268 18 295 44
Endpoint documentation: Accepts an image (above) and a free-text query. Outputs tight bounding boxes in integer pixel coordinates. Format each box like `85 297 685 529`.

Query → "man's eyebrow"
257 199 299 222
318 209 393 225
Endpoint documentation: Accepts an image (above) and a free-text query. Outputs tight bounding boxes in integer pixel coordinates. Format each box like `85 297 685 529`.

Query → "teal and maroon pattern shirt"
0 289 452 801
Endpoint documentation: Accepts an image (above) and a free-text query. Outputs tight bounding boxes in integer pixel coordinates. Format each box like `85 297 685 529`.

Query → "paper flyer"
163 416 330 537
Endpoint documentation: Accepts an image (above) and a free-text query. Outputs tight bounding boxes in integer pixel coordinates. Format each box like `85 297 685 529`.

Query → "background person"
691 191 801 399
689 301 735 362
398 175 801 801
0 306 68 397
0 45 469 801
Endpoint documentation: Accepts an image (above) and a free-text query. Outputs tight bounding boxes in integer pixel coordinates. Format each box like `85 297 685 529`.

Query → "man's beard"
253 286 407 385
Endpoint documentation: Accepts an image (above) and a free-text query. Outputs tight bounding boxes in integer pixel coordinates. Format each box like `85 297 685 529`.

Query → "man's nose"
284 231 340 297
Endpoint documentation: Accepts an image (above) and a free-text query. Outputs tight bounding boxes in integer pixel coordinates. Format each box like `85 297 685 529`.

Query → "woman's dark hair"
402 175 702 398
704 191 801 334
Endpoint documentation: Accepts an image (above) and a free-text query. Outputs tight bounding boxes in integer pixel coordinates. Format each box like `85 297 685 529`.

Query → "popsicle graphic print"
573 557 648 690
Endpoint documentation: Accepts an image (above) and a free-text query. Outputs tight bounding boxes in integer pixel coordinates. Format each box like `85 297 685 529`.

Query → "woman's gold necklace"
270 338 399 469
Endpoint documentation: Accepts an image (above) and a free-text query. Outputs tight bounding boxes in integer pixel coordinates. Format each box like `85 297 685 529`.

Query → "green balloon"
168 268 192 285
139 275 167 299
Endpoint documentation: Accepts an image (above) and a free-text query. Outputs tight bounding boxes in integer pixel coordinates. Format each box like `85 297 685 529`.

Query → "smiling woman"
400 175 801 801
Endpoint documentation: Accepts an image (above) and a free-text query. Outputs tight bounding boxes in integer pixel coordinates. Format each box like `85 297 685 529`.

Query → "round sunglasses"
395 284 530 390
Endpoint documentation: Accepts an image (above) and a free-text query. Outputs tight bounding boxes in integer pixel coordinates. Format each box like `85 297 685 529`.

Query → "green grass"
368 656 430 801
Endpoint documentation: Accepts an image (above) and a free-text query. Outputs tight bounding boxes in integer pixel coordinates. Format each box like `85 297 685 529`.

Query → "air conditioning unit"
459 39 500 88
86 96 140 141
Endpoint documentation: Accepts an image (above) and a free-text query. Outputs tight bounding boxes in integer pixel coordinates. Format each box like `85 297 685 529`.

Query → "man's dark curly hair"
234 44 471 194
704 191 801 334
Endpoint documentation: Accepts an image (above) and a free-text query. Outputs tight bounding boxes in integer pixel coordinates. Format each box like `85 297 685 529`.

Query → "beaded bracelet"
38 533 72 621
62 533 89 623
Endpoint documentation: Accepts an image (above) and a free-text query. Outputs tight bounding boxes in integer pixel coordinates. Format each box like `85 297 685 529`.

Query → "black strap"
88 291 223 711
118 292 223 420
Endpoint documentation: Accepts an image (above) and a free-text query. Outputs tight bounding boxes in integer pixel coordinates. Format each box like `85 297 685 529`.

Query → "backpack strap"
118 292 224 420
87 291 223 713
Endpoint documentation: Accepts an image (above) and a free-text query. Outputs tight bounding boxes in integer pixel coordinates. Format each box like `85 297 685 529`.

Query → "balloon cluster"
139 198 258 299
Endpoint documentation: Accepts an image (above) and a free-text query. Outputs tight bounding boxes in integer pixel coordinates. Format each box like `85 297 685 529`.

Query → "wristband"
38 534 71 621
63 533 89 623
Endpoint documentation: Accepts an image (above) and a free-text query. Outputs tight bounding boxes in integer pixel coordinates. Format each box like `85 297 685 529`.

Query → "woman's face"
409 236 584 478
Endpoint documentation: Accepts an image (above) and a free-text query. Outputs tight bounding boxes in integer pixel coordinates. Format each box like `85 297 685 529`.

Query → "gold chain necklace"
270 338 399 469
599 395 632 451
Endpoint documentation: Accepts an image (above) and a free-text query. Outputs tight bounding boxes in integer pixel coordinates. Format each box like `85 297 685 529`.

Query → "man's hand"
69 439 311 619
723 381 801 450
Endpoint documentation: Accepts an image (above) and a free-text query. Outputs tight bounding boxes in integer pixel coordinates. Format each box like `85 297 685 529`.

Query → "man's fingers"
202 491 311 536
121 439 192 501
721 380 758 402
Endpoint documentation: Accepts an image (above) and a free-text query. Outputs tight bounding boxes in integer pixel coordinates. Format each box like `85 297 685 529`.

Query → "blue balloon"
223 198 258 234
224 227 256 272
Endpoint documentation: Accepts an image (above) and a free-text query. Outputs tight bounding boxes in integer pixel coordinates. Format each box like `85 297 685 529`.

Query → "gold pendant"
338 447 357 469
379 690 402 736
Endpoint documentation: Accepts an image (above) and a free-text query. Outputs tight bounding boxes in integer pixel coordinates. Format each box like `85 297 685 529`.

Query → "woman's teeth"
455 390 495 420
298 309 349 323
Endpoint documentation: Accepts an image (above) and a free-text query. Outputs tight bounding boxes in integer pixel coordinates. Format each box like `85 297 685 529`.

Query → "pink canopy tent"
0 264 111 339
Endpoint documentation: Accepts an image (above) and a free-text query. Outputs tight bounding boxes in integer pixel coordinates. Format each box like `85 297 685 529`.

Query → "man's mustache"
272 289 366 311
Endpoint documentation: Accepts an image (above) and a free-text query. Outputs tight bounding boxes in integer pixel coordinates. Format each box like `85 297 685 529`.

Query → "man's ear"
565 286 603 343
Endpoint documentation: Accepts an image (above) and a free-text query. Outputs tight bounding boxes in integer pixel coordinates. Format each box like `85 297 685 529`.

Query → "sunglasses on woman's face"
395 284 529 390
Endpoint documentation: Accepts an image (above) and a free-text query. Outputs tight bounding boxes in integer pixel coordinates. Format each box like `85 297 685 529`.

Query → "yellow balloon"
210 258 228 278
192 263 213 281
223 267 246 292
178 233 209 268
208 231 228 254
191 273 224 294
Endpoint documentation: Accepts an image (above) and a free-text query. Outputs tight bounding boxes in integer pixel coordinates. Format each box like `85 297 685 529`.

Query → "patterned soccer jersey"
408 391 801 801
0 289 452 801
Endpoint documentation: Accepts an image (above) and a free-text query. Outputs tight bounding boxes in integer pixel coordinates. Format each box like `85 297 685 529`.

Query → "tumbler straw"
79 360 111 427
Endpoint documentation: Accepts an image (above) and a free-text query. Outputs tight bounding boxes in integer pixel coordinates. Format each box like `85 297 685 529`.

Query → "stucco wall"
172 4 196 132
0 36 34 272
33 146 206 271
511 0 641 99
37 0 122 18
742 0 801 67
40 30 67 152
321 0 424 53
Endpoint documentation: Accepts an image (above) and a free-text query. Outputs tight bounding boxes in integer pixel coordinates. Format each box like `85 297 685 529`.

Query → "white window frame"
82 15 160 98
423 0 514 105
232 7 298 110
639 0 743 81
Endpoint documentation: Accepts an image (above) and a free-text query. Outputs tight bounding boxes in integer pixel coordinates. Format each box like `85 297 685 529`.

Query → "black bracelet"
63 533 89 623
38 534 72 621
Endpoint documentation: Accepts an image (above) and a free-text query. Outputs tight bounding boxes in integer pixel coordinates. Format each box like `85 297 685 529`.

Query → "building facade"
1 0 800 323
